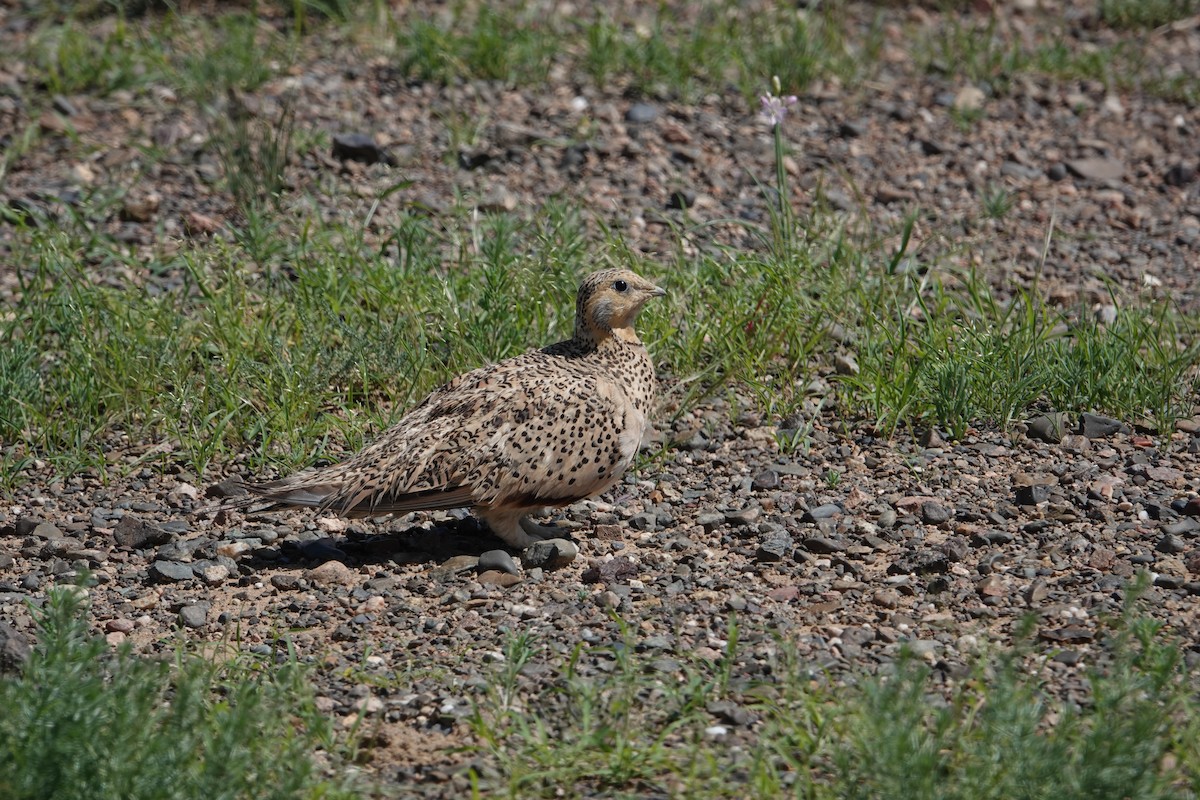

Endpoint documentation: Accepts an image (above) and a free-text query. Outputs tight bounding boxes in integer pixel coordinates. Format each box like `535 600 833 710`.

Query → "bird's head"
574 268 666 344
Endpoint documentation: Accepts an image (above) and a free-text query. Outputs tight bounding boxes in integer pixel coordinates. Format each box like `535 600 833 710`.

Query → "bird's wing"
243 355 642 516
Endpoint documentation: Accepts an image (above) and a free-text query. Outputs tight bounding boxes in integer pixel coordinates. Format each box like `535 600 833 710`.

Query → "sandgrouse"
235 268 665 548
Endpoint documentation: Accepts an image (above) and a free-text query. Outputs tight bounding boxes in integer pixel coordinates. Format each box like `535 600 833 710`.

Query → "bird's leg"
519 515 560 542
477 508 553 549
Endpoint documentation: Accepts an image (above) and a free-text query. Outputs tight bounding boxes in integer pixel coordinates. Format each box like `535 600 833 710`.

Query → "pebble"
803 503 843 521
149 560 193 583
478 570 522 588
751 470 780 491
113 516 173 549
1080 412 1123 439
1065 157 1124 181
921 502 952 525
755 529 792 562
479 549 519 576
179 604 208 629
625 103 659 124
306 560 356 587
0 622 32 672
521 538 578 570
331 133 396 166
1026 413 1070 443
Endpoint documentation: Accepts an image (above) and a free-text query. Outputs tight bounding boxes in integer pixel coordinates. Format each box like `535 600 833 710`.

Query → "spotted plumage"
236 269 665 548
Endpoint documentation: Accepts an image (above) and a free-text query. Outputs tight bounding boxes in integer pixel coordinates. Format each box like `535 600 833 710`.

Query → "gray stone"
1157 534 1186 554
802 503 842 522
0 622 32 673
522 538 578 570
149 560 193 583
755 529 792 563
802 536 845 554
331 133 396 166
179 604 209 629
628 512 657 531
1026 413 1070 443
1079 412 1123 439
724 507 761 527
1015 485 1050 505
921 502 952 525
1065 157 1124 181
114 516 173 549
479 549 519 576
751 470 780 491
28 522 63 540
625 103 659 124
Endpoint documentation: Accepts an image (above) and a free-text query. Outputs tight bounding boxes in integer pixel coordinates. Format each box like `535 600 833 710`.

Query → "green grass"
4 186 1198 483
466 594 1200 798
0 585 357 800
1099 0 1200 28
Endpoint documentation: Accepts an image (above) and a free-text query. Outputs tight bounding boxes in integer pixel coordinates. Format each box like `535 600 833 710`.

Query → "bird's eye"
613 280 628 292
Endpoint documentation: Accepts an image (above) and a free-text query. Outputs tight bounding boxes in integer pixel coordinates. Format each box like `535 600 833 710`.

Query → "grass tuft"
0 584 356 800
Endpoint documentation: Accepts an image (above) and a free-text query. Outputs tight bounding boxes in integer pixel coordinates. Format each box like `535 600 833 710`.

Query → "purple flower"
761 93 798 127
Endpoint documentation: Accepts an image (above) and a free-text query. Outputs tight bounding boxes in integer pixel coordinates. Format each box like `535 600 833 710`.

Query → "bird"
230 268 666 549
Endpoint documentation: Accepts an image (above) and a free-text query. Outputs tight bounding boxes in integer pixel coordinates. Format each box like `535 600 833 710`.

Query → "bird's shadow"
236 516 565 574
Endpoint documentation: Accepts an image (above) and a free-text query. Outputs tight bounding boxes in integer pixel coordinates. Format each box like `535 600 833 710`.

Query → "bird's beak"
649 284 667 298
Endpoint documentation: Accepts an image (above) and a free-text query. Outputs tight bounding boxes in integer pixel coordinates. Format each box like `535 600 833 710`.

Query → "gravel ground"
2 0 1200 792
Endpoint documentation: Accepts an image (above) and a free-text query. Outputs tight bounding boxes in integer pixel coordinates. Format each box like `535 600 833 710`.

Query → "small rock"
724 506 761 527
1164 162 1194 187
178 605 208 629
580 556 638 585
30 521 63 540
625 103 659 124
1157 534 1187 554
270 574 300 590
1026 413 1070 443
479 549 520 576
331 133 396 166
921 503 952 525
953 85 985 113
593 523 624 540
666 188 695 210
306 560 356 587
802 536 845 554
596 590 621 609
114 516 173 549
755 529 792 563
522 538 578 570
751 470 780 491
1015 484 1050 505
1047 163 1068 181
0 622 32 673
105 618 135 634
477 570 522 588
194 562 230 585
1065 157 1124 182
1079 412 1123 439
833 353 860 376
873 589 900 609
802 503 842 522
121 191 161 223
149 561 193 583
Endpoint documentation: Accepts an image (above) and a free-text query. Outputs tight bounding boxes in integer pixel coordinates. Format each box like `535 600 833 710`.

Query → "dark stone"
1015 485 1050 505
149 560 193 583
838 120 867 138
1164 162 1195 187
802 536 845 554
1047 163 1068 181
0 622 32 673
457 150 491 170
666 189 695 210
1157 534 1186 554
521 538 578 570
921 502 952 525
802 503 842 522
270 574 300 590
331 133 396 166
751 470 780 491
755 529 792 563
478 549 519 576
581 556 638 585
1026 413 1069 443
113 516 173 549
1079 412 1123 439
919 138 945 156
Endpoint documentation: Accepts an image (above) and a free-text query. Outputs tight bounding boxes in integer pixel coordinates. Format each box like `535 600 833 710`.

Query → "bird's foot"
479 510 561 549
